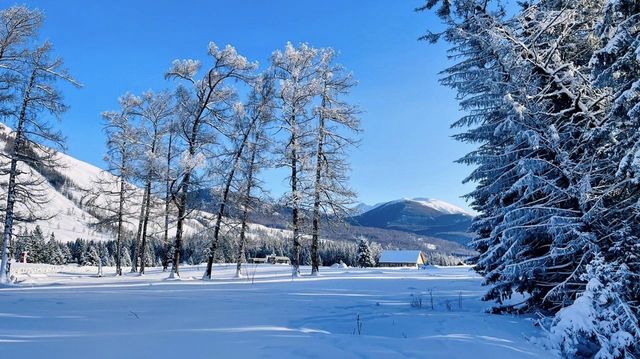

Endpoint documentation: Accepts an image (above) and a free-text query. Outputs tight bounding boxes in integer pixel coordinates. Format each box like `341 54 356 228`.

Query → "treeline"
12 225 372 268
420 0 640 357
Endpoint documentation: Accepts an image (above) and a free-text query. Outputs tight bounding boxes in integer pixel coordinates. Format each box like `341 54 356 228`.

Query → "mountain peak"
406 198 470 216
366 197 471 216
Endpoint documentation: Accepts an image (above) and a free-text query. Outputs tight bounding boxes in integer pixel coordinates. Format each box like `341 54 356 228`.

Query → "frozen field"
0 264 553 358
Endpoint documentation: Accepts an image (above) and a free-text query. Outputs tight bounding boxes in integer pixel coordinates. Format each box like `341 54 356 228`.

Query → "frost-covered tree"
46 233 65 265
0 40 79 283
89 95 140 276
161 118 178 271
0 7 42 118
271 43 319 276
309 48 360 275
551 1 640 355
130 91 174 275
234 78 275 278
356 237 375 268
420 0 606 311
165 42 256 278
420 0 639 356
202 74 272 280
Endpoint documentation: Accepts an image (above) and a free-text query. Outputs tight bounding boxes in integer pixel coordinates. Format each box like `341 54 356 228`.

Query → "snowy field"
0 264 553 358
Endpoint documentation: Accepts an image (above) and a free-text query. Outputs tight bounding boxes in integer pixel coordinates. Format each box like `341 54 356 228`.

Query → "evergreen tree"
46 233 64 265
356 237 375 268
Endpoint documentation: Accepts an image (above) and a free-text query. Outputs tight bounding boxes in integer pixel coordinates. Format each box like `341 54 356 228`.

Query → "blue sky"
17 0 476 211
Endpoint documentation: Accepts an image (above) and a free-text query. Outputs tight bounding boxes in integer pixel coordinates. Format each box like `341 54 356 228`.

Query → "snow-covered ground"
0 264 553 358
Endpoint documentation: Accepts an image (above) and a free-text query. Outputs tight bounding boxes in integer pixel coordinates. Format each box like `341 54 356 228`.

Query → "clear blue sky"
17 0 476 211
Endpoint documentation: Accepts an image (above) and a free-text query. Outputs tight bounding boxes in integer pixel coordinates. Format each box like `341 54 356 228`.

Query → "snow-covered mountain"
350 197 474 244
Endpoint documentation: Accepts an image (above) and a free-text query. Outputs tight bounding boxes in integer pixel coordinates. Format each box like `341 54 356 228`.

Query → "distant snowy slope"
0 124 308 247
409 197 470 215
351 197 474 245
0 124 210 242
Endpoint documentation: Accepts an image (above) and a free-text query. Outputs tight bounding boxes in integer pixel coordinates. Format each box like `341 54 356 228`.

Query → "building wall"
379 262 418 268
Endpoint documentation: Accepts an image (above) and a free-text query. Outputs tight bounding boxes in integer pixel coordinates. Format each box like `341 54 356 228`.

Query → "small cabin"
378 250 426 268
247 254 291 265
267 255 290 265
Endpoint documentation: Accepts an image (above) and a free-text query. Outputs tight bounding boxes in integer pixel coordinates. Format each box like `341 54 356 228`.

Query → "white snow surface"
0 263 553 358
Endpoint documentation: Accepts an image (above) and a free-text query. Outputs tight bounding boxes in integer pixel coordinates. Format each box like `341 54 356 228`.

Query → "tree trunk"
311 106 325 275
0 154 19 284
138 179 152 275
131 189 147 272
139 134 158 275
115 172 126 276
290 116 301 277
171 177 188 278
235 138 258 278
204 179 230 279
162 134 173 272
0 68 35 284
204 118 258 279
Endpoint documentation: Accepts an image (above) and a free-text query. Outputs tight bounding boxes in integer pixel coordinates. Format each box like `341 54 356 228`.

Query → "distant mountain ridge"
350 197 474 245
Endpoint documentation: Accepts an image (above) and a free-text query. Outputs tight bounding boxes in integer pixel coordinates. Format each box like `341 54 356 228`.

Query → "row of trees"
11 226 383 269
97 42 361 279
421 0 639 357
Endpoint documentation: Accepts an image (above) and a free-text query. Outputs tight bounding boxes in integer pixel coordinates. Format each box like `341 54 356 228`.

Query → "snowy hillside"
0 124 339 251
0 123 210 242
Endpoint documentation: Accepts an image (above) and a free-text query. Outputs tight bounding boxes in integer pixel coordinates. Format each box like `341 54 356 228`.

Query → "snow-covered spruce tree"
419 0 534 309
422 0 639 356
0 42 79 284
549 1 640 356
486 0 606 313
129 91 174 275
165 42 256 278
309 48 360 275
356 237 375 268
202 75 273 280
271 43 319 276
549 254 638 358
421 0 606 312
46 233 65 265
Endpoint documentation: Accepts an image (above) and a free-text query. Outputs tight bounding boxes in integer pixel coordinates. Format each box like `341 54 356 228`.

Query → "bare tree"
165 43 256 278
131 91 174 275
271 43 319 276
87 95 140 276
202 75 273 279
0 7 43 115
233 78 275 278
0 42 79 283
309 49 360 275
161 118 178 271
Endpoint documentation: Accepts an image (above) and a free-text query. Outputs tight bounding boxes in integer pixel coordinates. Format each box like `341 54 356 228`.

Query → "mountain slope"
350 198 474 245
0 123 210 242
